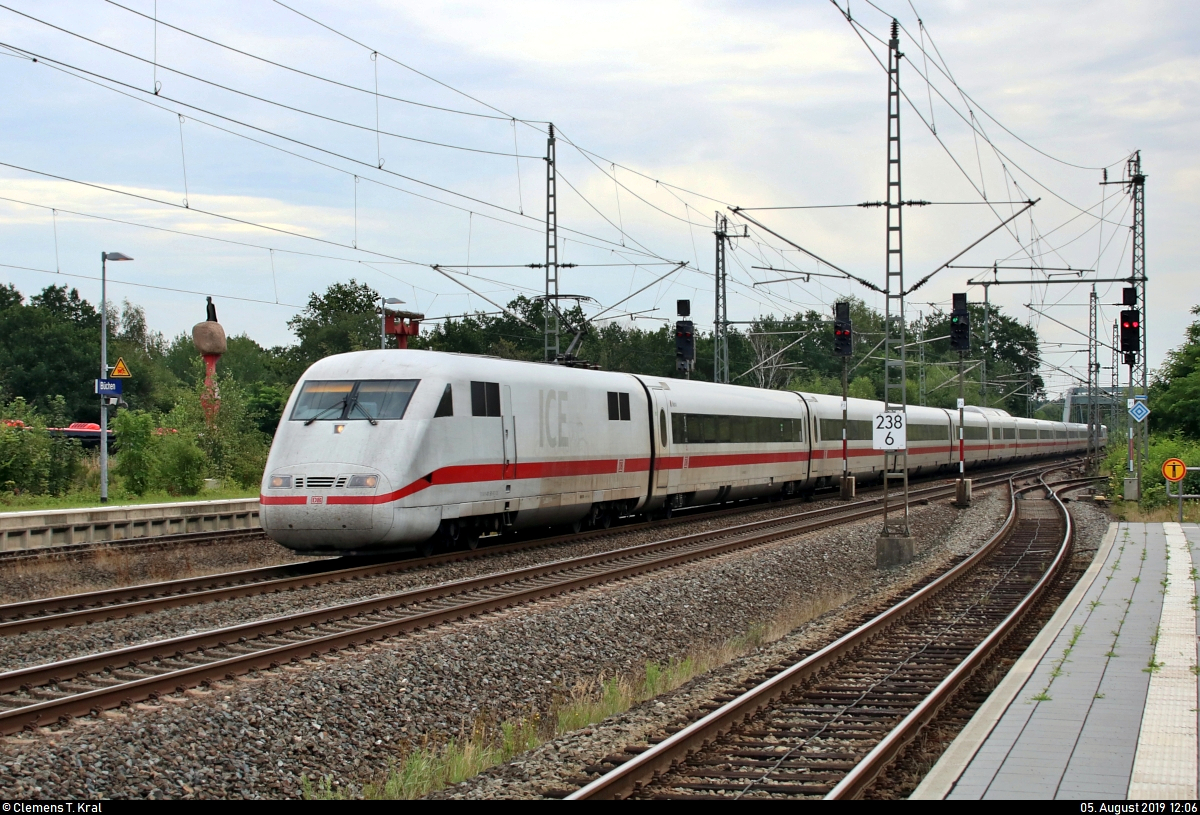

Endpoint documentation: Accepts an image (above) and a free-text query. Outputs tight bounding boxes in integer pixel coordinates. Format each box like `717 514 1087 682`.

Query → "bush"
163 365 270 488
111 409 157 496
155 433 205 496
0 396 82 497
1104 433 1200 508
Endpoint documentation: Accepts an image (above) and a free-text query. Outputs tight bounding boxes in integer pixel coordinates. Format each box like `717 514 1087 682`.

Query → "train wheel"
600 511 612 529
571 519 584 534
465 532 480 551
420 538 437 558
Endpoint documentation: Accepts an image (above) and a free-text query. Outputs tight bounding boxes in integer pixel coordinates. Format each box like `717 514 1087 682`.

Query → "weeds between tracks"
302 590 851 800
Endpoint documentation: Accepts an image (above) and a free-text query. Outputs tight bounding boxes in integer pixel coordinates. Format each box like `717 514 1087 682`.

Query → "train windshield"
291 380 419 422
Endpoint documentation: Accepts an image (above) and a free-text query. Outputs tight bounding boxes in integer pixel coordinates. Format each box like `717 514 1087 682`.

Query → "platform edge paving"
910 522 1121 800
1127 522 1198 800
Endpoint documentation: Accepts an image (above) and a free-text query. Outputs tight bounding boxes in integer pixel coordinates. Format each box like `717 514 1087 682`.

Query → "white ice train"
260 350 1100 554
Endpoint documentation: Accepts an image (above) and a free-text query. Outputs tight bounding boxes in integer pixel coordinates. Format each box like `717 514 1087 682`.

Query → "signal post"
950 293 972 507
833 302 855 499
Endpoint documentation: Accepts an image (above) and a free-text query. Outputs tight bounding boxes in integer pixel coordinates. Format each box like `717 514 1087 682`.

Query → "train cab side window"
434 384 454 418
471 381 501 417
607 392 632 421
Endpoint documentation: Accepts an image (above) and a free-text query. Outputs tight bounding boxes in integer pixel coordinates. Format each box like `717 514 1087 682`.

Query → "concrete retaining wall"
0 498 261 552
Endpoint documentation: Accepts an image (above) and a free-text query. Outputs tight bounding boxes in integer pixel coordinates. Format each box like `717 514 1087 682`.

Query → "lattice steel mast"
714 213 732 383
1087 286 1099 460
881 19 910 538
544 123 559 362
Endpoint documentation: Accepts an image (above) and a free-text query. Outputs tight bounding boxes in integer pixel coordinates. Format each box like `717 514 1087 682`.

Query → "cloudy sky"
1 0 1194 399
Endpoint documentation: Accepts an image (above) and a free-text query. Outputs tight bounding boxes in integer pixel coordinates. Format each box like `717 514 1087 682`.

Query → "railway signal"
675 320 695 374
949 293 970 352
833 302 853 357
1120 309 1140 356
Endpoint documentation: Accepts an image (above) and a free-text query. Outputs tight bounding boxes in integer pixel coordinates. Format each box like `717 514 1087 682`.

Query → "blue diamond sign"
1129 401 1151 423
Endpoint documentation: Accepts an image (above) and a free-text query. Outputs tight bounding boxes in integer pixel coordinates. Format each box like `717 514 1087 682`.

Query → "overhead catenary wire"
0 6 543 159
0 42 668 263
101 0 517 122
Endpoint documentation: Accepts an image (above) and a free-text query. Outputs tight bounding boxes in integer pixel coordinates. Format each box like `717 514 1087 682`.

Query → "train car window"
1019 428 1038 439
291 380 354 421
434 384 453 418
1004 427 1016 439
291 380 418 422
471 382 501 417
993 428 1003 440
908 423 950 442
607 392 632 421
671 413 804 445
354 380 418 420
659 410 668 446
818 418 872 442
1056 430 1067 439
963 426 988 441
1038 429 1052 439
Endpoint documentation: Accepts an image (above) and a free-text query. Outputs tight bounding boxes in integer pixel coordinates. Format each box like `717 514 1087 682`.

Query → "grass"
0 485 258 513
1109 501 1200 524
304 590 852 800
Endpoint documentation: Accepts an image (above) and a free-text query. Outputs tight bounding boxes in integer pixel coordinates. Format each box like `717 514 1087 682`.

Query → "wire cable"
0 6 540 159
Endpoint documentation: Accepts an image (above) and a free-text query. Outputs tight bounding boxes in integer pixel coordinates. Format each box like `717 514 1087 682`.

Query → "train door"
649 386 672 492
502 385 517 480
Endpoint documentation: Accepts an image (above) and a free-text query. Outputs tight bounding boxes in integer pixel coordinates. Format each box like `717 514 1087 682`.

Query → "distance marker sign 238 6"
873 411 906 450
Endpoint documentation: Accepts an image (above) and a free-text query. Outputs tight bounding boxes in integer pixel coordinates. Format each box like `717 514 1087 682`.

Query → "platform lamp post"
381 297 404 349
99 251 133 503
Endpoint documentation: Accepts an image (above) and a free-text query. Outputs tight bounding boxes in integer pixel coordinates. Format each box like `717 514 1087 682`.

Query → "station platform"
914 522 1199 800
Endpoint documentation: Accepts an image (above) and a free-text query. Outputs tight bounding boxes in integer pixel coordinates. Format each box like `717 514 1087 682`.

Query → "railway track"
0 467 1069 736
0 460 1084 635
565 469 1089 800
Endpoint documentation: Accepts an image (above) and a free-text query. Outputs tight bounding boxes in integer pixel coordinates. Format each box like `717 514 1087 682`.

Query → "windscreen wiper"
348 400 378 426
304 399 346 426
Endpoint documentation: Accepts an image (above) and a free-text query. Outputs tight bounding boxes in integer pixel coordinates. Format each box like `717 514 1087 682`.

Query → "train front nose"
261 468 395 552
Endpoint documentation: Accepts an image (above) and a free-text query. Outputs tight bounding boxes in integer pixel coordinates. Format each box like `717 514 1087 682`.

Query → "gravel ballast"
0 493 912 674
0 487 1016 800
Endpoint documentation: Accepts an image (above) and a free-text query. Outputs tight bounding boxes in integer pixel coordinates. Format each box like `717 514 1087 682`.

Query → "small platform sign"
94 379 122 395
873 411 906 450
1128 401 1151 423
1162 458 1187 483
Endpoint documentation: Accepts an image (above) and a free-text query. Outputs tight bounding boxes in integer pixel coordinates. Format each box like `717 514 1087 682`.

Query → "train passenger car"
261 349 1095 554
633 376 813 510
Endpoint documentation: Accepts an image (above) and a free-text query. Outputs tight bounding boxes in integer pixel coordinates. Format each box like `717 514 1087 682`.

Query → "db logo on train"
1162 457 1187 483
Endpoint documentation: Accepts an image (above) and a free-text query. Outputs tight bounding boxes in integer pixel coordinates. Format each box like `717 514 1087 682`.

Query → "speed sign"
873 412 907 450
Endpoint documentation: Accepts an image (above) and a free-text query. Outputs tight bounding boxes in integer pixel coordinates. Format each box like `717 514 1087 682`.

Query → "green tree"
280 279 381 379
0 285 101 422
1150 305 1200 438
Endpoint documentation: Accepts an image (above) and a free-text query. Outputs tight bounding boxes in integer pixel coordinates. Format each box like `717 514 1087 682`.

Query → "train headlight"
269 475 292 489
348 475 378 489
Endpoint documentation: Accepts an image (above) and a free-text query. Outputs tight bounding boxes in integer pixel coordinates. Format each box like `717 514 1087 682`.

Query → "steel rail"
567 468 1083 800
825 475 1077 799
0 462 1071 634
0 471 1027 735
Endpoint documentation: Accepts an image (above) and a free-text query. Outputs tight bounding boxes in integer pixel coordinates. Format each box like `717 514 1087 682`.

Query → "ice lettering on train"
539 390 569 448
